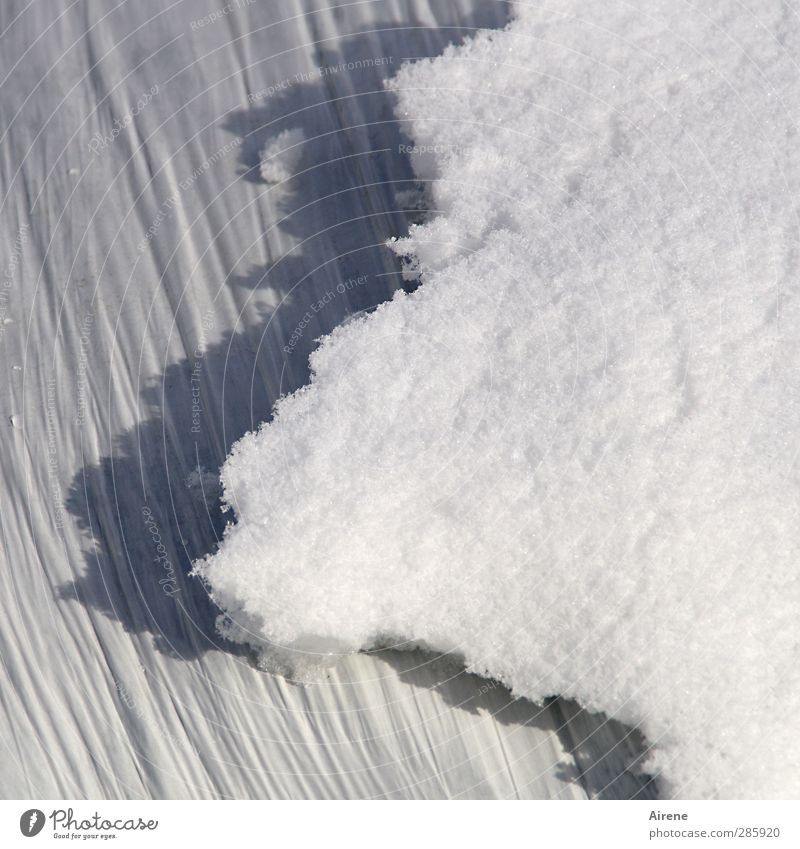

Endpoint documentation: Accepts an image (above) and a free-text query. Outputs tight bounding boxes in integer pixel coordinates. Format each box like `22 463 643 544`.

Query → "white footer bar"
1 800 797 848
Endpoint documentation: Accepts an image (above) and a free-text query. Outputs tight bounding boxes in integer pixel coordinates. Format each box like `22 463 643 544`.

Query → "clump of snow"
259 128 306 183
185 466 222 507
195 1 800 799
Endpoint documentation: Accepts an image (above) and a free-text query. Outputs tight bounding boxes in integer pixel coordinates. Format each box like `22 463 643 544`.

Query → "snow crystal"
259 128 306 183
195 1 800 798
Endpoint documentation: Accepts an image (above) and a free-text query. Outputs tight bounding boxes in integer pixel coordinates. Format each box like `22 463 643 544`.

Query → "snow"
4 0 647 801
259 128 306 184
196 0 800 799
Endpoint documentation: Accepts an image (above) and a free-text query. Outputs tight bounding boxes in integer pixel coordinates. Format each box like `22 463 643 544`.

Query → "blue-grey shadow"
61 7 512 661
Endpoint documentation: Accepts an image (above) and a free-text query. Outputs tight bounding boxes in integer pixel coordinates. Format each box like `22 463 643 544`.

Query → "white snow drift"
195 0 800 798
